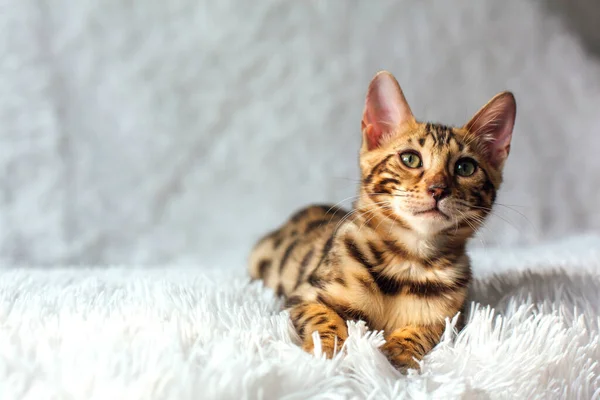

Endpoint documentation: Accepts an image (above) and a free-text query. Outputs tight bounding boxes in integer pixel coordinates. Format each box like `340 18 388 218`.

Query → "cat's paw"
381 341 420 373
302 334 344 359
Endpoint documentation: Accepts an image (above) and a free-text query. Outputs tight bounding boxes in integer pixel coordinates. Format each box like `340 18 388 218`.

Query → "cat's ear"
361 71 415 151
464 92 516 168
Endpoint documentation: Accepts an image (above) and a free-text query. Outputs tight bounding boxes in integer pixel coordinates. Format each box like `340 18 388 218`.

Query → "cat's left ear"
361 71 415 151
464 91 516 168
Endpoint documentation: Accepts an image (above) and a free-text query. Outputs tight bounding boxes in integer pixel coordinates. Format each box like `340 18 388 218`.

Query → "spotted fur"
248 71 516 371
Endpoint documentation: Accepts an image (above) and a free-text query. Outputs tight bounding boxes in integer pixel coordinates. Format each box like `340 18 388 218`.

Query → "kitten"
248 71 516 371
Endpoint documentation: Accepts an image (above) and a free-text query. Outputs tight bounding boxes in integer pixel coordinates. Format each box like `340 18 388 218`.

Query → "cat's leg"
381 323 445 371
288 300 348 358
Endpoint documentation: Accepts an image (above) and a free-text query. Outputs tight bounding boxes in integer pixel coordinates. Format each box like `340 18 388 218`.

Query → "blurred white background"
1 0 600 268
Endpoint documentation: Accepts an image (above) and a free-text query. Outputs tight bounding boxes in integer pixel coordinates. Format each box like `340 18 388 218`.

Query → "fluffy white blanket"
0 235 599 399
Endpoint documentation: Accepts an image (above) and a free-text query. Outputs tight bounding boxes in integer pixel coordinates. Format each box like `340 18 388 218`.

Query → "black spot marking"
481 170 496 203
315 316 329 325
298 320 308 338
425 123 457 148
411 339 426 356
422 252 459 269
257 259 271 278
296 309 306 322
418 138 426 147
316 294 372 327
383 240 409 257
406 270 471 297
364 154 394 185
316 235 335 267
374 184 392 195
379 178 400 185
316 294 339 313
367 242 385 266
375 178 400 194
316 204 346 216
308 270 327 289
295 248 315 289
305 219 328 234
273 235 284 249
279 239 299 273
309 311 326 320
276 284 284 297
372 274 404 296
470 189 485 207
425 123 438 145
345 237 403 295
345 238 376 270
334 276 346 286
437 127 449 145
285 296 304 308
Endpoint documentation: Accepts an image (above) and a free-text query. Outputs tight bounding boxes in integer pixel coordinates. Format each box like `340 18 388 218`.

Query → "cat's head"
359 71 516 237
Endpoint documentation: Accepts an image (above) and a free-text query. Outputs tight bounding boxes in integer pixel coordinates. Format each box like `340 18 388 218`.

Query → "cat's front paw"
302 333 344 359
381 340 420 373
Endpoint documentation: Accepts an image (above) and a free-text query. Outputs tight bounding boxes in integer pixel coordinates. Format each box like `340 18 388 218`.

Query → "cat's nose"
427 184 449 201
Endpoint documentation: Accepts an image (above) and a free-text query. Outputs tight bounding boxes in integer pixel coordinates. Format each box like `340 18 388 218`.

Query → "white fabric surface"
2 0 600 267
0 235 598 399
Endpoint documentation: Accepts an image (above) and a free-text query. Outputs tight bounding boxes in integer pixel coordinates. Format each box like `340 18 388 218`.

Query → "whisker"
454 200 534 234
454 209 484 247
493 203 537 232
356 207 382 234
332 200 392 234
332 209 361 234
324 193 371 225
495 202 528 209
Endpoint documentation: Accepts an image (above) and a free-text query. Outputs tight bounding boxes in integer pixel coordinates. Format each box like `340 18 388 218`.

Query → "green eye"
455 158 477 177
400 152 422 168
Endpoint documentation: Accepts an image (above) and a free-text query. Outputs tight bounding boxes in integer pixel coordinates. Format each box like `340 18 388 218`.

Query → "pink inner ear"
465 92 516 167
362 72 414 150
362 103 398 150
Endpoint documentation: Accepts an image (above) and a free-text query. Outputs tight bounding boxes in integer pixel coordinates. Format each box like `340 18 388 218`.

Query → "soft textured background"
2 0 600 268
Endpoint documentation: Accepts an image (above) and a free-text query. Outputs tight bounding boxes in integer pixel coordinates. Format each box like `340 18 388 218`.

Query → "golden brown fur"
248 71 516 371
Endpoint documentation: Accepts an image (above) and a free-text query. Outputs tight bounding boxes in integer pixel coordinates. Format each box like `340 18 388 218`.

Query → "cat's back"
248 204 348 296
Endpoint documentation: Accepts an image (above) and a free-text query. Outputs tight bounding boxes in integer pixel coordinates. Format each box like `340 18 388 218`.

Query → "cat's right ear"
361 71 415 151
464 91 516 169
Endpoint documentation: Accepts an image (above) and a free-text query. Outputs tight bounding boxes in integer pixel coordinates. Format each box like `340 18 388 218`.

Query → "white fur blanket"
0 235 599 399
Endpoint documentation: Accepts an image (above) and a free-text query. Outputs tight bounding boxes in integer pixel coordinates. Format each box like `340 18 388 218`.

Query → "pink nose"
428 185 449 200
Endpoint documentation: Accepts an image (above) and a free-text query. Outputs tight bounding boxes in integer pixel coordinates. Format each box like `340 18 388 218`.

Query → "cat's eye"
455 158 477 177
400 152 422 169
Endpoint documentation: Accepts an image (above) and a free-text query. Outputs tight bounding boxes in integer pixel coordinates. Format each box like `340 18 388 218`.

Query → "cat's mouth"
414 206 449 220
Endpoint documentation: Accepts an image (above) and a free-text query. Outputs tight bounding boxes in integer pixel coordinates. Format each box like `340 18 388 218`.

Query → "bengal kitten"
249 71 516 371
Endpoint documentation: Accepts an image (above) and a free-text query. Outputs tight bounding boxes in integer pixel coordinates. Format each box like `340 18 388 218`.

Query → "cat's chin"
396 210 455 237
413 209 448 219
391 202 452 236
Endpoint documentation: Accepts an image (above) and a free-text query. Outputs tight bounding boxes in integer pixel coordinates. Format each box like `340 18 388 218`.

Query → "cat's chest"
373 263 467 332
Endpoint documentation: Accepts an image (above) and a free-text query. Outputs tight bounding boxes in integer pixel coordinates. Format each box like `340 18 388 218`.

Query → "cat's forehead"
406 122 470 153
